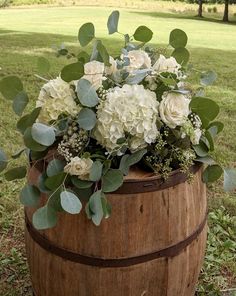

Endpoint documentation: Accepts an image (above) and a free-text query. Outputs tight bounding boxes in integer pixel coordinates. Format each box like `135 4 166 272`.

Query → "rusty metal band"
115 163 202 194
25 211 208 268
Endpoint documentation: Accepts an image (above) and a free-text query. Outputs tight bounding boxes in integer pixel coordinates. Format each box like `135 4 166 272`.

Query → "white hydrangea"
82 61 105 90
64 157 93 180
36 77 80 124
122 50 151 73
153 54 181 77
159 92 190 128
105 56 117 76
93 84 159 154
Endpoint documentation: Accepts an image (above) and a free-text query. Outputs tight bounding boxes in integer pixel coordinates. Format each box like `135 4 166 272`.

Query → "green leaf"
195 156 215 165
77 108 97 131
102 169 123 193
74 187 93 202
32 205 57 230
60 191 82 214
71 176 93 189
224 168 236 192
207 121 224 137
0 76 23 100
12 91 29 116
77 78 99 107
77 51 90 63
89 160 103 182
38 173 51 193
20 184 40 207
200 71 217 86
78 22 95 47
107 10 120 34
5 166 27 181
89 190 103 226
17 107 42 134
23 127 48 152
204 130 214 151
61 62 84 83
101 196 112 219
31 123 55 147
133 26 153 43
47 189 63 212
169 29 188 49
97 40 110 66
46 159 65 177
190 97 219 128
0 149 7 173
37 57 50 74
171 48 190 65
202 165 223 183
119 149 147 175
45 172 66 190
193 140 209 157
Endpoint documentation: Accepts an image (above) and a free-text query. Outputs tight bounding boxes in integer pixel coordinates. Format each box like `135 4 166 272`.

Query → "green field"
0 5 236 296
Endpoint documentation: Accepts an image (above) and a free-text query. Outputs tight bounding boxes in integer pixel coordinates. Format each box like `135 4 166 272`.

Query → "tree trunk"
198 0 203 17
223 0 229 22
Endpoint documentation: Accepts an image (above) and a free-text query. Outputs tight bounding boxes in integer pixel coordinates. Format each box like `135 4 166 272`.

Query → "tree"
223 0 229 21
0 0 11 8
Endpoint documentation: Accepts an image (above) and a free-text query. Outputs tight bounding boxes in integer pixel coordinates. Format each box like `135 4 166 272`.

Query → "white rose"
36 77 80 123
159 92 190 128
82 61 104 90
64 157 93 180
122 50 151 72
105 56 117 76
153 54 181 76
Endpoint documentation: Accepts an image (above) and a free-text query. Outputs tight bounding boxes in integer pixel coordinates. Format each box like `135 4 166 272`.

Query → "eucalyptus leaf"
32 205 57 230
200 71 217 86
12 91 29 116
89 190 104 226
5 166 27 181
133 26 153 43
23 127 48 152
195 156 215 165
102 169 123 193
101 197 112 219
107 10 119 34
31 123 56 146
60 191 82 214
204 130 214 151
97 40 110 66
77 51 90 63
38 172 51 193
119 149 147 175
45 172 66 190
61 62 84 83
37 57 50 74
207 121 224 137
193 141 209 157
17 107 42 134
224 168 236 192
47 189 63 212
126 69 149 84
20 184 40 207
89 160 103 182
171 48 190 65
77 79 99 107
0 149 7 172
46 159 66 177
169 29 188 49
0 76 23 100
202 165 223 183
190 97 219 128
77 108 97 130
71 176 93 189
78 22 95 47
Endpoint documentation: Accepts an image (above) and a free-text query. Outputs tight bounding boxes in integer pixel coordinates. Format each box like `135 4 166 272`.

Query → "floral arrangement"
0 11 235 230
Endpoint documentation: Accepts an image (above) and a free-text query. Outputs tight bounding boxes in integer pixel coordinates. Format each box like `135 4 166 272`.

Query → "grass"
0 5 235 296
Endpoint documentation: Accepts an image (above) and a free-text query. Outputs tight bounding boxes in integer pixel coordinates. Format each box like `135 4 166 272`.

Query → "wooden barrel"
25 163 207 296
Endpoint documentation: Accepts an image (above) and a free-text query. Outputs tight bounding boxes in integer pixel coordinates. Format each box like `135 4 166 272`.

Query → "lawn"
0 5 236 296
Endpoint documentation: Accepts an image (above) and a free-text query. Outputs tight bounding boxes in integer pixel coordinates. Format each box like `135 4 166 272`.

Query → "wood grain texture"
25 164 207 296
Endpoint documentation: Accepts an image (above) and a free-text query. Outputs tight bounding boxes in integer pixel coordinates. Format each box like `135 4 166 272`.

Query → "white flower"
82 61 104 90
36 77 80 123
191 128 202 145
105 56 117 76
122 50 151 72
94 84 159 154
153 54 181 77
64 157 93 180
159 92 190 128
